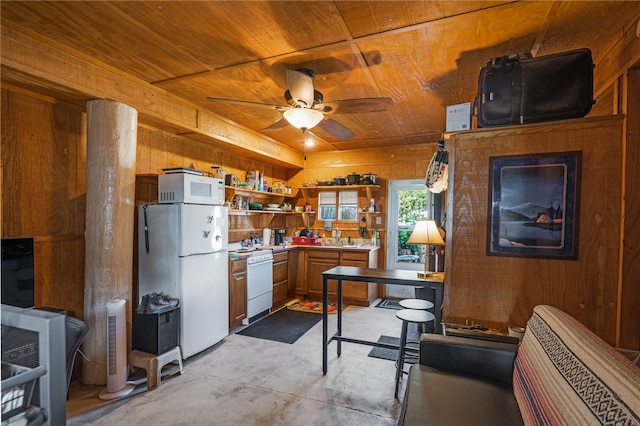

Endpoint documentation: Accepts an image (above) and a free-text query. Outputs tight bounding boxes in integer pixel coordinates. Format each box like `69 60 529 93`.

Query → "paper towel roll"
263 228 271 246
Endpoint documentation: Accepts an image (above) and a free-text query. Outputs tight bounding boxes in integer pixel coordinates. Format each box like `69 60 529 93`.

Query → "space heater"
98 298 135 400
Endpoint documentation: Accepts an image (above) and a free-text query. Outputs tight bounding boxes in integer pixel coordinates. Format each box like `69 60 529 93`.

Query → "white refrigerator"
138 203 229 359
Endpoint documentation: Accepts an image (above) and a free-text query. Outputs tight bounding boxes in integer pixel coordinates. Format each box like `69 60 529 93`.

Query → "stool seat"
129 346 183 390
395 309 435 398
395 308 435 323
399 298 434 311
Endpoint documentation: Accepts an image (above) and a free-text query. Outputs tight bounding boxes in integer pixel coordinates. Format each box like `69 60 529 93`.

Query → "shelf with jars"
225 185 302 215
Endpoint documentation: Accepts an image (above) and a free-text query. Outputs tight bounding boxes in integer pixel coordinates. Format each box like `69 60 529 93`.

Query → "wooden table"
322 266 444 374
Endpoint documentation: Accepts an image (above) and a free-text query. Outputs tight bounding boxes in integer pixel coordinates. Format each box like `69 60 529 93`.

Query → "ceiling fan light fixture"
283 108 323 130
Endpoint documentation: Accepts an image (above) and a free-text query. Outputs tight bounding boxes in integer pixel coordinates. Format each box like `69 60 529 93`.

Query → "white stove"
243 249 273 325
246 249 273 265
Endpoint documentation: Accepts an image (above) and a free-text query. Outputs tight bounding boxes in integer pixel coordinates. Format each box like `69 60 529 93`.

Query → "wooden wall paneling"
446 116 625 345
620 66 640 349
35 237 85 318
1 89 87 317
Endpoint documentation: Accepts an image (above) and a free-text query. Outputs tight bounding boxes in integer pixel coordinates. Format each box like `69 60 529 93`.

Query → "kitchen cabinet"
295 247 379 306
272 251 288 309
288 249 304 295
306 250 340 296
340 250 378 302
229 257 247 328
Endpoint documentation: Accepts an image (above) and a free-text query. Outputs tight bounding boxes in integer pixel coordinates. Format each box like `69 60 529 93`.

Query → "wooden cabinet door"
288 249 307 294
307 250 340 296
341 258 369 300
340 250 378 305
229 259 247 326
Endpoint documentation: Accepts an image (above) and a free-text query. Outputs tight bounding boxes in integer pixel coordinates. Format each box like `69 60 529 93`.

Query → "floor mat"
375 299 403 310
367 334 421 362
367 335 400 361
236 307 322 344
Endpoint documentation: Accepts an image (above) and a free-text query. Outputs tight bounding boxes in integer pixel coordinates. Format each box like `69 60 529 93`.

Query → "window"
319 192 336 220
338 191 358 221
318 190 359 221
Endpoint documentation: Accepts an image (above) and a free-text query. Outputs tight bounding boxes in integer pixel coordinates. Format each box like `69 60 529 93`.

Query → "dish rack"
292 236 319 245
1 362 46 424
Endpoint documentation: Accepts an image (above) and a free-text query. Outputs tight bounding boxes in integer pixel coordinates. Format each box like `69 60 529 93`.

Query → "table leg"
323 275 328 374
394 319 408 398
337 278 342 356
433 284 443 334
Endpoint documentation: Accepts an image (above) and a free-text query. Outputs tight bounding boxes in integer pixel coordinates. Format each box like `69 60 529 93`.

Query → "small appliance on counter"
274 228 286 245
225 174 238 187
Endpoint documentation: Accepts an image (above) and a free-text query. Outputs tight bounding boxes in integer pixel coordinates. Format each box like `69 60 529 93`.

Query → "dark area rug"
367 335 400 361
375 299 403 310
236 307 322 344
367 332 421 362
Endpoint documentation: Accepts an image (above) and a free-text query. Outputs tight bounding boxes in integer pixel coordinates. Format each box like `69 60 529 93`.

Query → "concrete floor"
67 301 413 425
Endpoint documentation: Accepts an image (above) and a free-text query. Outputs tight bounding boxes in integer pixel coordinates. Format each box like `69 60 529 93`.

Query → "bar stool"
394 309 435 398
399 298 434 334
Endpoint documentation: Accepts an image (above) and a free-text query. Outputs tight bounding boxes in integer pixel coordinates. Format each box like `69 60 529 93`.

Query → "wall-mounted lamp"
407 220 445 279
283 108 324 130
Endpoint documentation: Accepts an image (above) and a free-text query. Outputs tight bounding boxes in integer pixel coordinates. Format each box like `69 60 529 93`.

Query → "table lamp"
407 220 445 279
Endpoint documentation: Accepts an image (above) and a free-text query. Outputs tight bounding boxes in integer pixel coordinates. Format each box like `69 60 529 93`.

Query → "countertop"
228 244 378 260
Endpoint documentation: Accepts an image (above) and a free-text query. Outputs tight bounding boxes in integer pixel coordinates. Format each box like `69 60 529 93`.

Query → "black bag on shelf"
476 48 594 127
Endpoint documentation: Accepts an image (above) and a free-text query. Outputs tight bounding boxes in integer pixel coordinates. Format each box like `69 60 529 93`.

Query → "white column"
82 100 137 385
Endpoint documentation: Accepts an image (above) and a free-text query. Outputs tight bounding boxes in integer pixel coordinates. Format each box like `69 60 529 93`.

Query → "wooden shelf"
229 210 307 215
300 184 380 200
226 185 296 199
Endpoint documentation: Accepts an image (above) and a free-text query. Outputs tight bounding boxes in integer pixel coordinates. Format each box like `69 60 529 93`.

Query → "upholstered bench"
398 305 640 425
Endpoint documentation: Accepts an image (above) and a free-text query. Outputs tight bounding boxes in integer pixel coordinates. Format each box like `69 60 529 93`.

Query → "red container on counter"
293 236 319 245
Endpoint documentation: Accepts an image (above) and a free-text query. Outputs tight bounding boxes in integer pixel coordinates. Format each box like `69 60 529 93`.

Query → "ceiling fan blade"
286 69 315 107
261 118 290 132
317 118 356 141
206 97 287 111
321 98 394 114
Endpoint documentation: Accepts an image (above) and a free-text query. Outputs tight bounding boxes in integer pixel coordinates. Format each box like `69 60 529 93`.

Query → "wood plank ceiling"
1 1 639 155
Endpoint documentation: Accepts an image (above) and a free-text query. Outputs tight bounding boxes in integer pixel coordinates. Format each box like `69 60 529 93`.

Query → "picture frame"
487 151 581 259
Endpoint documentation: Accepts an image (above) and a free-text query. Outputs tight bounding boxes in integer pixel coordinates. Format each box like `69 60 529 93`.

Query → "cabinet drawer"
230 258 247 273
273 251 288 263
273 261 288 282
273 280 288 302
307 250 340 260
341 251 370 262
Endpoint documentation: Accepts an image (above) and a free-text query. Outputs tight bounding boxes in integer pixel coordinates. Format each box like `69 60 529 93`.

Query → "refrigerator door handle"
143 205 150 254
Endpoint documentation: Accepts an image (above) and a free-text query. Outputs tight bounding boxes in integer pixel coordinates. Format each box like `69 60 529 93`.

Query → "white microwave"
158 173 225 205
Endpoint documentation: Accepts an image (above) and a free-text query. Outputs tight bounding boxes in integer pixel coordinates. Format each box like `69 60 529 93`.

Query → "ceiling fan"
206 68 393 140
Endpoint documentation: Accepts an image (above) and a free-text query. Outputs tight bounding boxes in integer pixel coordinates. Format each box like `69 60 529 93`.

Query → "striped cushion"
513 305 640 425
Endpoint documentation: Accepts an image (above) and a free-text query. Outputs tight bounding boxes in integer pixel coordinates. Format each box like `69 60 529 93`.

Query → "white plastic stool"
129 346 183 389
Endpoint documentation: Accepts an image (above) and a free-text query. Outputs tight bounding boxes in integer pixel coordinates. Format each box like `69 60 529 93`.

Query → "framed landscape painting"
487 151 581 259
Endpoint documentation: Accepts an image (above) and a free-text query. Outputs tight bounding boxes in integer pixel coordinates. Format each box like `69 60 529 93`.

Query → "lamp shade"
283 108 324 130
407 220 445 246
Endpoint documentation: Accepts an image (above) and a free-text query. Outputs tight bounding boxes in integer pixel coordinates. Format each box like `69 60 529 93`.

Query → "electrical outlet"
376 217 381 224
